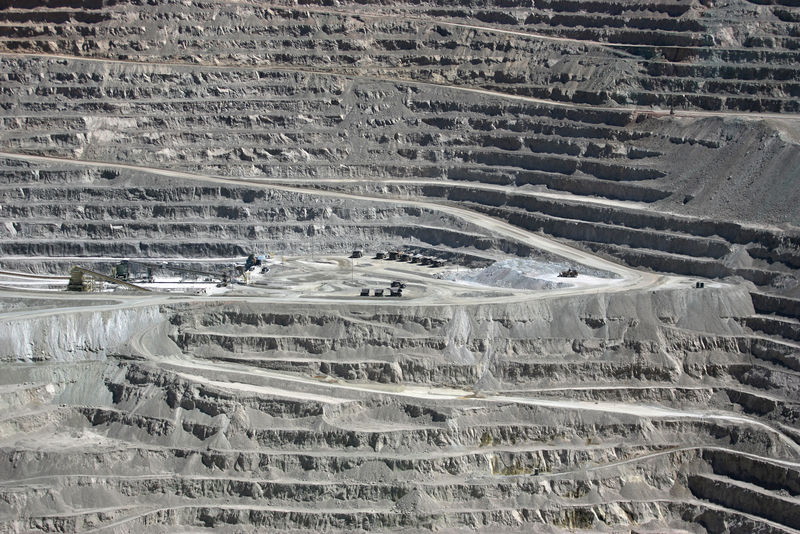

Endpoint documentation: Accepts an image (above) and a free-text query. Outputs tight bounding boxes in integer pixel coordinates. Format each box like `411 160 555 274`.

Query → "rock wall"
0 305 163 362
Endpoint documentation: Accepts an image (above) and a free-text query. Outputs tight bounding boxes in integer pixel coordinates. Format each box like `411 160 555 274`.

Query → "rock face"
0 0 800 532
0 305 163 362
4 285 800 533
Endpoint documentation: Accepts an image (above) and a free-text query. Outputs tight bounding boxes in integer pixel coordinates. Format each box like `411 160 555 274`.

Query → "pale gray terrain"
0 0 800 532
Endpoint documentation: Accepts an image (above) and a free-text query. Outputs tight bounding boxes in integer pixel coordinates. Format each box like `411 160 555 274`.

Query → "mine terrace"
0 0 799 533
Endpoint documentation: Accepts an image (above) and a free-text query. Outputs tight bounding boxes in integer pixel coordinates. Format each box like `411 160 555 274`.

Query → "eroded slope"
0 0 799 532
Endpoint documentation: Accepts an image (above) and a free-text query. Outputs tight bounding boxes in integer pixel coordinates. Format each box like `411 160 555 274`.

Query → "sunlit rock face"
0 1 799 532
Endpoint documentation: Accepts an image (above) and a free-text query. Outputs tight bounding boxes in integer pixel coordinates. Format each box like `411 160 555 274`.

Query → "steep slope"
0 0 799 532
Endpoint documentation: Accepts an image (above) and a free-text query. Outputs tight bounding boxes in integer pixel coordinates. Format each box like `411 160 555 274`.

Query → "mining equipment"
375 251 387 260
695 281 705 288
559 268 579 278
391 280 406 289
114 260 231 285
398 252 410 262
421 257 433 266
374 288 384 297
411 254 422 263
388 251 399 260
68 266 150 292
432 259 447 268
351 250 363 258
360 288 370 296
389 287 403 297
245 254 261 271
114 260 130 280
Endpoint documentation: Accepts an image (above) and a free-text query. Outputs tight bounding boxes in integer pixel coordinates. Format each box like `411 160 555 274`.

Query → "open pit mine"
1 0 800 532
